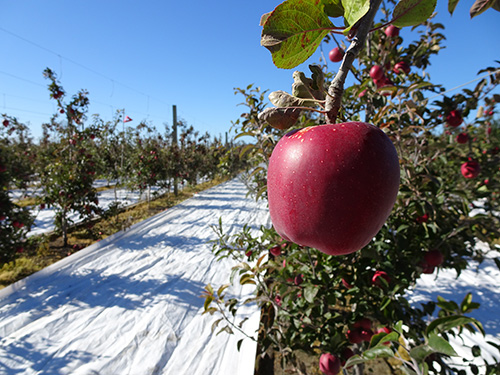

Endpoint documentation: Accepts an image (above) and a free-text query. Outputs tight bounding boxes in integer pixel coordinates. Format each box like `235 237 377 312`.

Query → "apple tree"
0 116 35 264
204 0 500 374
38 68 101 247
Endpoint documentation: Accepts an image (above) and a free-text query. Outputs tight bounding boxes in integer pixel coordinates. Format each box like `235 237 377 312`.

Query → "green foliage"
205 2 500 374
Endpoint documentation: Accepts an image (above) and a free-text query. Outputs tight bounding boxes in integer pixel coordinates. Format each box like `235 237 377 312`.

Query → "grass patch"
0 176 230 289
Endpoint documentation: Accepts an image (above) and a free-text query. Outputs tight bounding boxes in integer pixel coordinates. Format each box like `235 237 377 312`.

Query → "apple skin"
393 61 411 74
372 270 391 286
424 249 444 267
461 160 480 179
446 110 463 127
267 122 400 256
385 25 400 37
456 133 469 144
329 47 344 63
369 65 385 80
319 353 341 375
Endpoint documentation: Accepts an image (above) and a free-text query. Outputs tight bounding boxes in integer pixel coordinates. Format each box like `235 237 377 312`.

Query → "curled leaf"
269 90 303 107
258 107 302 130
292 70 325 105
470 0 497 17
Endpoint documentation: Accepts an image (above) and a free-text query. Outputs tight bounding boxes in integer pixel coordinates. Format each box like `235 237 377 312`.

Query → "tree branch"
325 0 384 123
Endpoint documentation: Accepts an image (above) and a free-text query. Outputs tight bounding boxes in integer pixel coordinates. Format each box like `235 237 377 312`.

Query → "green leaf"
426 315 485 336
344 354 367 368
342 0 370 33
409 344 435 361
371 331 400 347
392 0 438 28
470 0 497 17
322 0 344 17
428 333 458 356
261 0 334 69
448 0 460 14
204 295 214 312
363 345 395 359
304 285 319 303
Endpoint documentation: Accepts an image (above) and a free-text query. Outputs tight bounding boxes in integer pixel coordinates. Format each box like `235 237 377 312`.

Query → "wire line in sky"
0 26 171 108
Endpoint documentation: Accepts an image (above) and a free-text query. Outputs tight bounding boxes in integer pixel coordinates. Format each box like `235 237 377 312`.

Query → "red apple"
319 353 341 375
416 213 429 224
347 327 373 343
420 261 435 274
369 65 385 80
269 245 282 256
329 47 344 63
353 318 372 331
294 274 304 285
12 221 24 229
385 25 400 37
372 270 391 286
346 328 363 344
461 160 480 178
267 123 400 256
2 119 9 127
424 249 444 267
393 61 411 74
341 278 353 289
456 133 469 144
446 110 463 127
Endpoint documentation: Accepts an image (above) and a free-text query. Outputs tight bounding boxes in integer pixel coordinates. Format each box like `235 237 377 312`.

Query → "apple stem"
325 0 384 124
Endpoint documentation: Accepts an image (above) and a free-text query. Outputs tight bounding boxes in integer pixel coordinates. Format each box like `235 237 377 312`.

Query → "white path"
0 177 271 375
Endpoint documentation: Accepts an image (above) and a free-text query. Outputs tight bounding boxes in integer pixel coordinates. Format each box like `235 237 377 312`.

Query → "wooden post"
173 105 178 196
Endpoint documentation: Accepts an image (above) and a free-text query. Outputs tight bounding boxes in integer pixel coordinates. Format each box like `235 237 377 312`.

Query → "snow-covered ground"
1 176 499 374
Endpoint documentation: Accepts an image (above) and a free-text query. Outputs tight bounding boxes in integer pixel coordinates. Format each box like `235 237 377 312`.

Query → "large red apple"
267 122 400 255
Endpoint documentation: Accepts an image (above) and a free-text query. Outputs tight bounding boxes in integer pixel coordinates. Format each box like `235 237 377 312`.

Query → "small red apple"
456 133 469 144
329 47 344 63
461 160 480 179
269 245 281 257
393 61 411 74
346 328 363 344
372 270 391 286
267 123 400 256
353 318 372 331
347 327 373 343
319 353 341 375
446 110 463 127
245 250 253 257
12 221 24 229
369 65 385 80
424 249 444 267
341 278 353 289
2 119 9 127
416 213 429 224
385 25 400 37
294 274 304 285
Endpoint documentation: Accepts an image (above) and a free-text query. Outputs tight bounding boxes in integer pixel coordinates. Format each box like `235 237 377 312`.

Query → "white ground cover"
0 177 270 374
1 176 499 374
10 180 170 237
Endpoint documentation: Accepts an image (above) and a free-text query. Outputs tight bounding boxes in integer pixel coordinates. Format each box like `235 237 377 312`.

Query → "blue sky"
1 1 499 141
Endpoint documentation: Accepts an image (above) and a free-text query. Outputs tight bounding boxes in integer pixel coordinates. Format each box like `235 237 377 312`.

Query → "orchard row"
0 69 248 263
